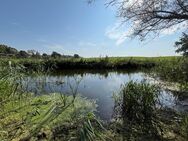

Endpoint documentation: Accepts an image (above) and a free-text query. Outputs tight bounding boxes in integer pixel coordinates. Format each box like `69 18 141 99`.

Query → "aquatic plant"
113 81 162 140
0 63 105 141
79 112 106 141
181 114 188 140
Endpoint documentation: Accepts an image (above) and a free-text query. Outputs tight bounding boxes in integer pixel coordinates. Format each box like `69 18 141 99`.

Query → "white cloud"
105 21 133 46
106 19 187 45
161 21 187 35
105 0 187 44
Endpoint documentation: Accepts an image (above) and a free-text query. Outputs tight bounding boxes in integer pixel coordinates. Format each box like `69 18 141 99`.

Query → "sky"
0 0 184 57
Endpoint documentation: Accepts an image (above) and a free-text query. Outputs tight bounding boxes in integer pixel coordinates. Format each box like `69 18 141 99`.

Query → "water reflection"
22 70 183 120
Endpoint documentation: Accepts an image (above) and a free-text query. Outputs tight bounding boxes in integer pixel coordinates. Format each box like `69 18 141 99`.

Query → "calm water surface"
24 70 183 120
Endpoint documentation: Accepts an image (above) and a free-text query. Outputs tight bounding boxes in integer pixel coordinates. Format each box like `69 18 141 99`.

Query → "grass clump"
112 81 188 141
113 81 161 140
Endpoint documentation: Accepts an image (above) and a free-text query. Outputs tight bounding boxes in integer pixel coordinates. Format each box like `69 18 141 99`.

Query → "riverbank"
0 93 99 141
1 60 188 140
0 56 181 70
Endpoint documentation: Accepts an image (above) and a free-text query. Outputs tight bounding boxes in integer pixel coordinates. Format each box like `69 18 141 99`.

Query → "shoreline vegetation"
0 0 188 139
0 56 182 70
0 65 187 140
1 45 188 140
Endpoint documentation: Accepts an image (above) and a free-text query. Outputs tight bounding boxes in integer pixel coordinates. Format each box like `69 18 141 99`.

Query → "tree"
91 0 188 40
175 33 188 56
17 50 29 58
51 51 61 58
27 50 36 56
74 54 80 58
0 44 18 54
42 53 48 58
35 52 41 58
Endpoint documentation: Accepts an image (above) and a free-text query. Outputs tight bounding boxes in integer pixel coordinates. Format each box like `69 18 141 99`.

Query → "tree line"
0 44 80 59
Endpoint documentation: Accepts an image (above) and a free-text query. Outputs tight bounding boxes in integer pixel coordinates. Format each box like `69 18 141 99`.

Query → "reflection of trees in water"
23 70 139 94
65 76 83 98
19 76 85 141
52 69 139 77
23 75 83 96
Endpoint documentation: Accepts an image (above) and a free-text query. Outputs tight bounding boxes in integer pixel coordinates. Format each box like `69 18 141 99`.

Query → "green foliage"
17 50 29 58
0 56 187 140
0 65 104 141
113 81 162 140
175 33 188 56
154 57 188 91
181 114 188 140
74 54 80 58
42 53 48 58
0 56 181 71
0 44 18 54
80 113 105 141
51 51 62 58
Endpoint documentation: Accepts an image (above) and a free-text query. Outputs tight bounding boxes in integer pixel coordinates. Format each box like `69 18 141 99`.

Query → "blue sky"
0 0 184 57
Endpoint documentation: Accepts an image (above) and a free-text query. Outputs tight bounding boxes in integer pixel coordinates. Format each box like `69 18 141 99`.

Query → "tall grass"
0 63 105 141
112 81 188 141
113 81 163 140
0 56 180 70
153 57 188 91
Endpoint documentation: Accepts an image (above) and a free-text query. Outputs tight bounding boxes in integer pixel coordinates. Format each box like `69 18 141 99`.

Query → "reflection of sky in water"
159 91 176 108
23 71 179 120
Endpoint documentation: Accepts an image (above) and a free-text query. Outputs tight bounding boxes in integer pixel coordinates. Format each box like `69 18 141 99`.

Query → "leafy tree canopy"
51 51 62 58
175 33 188 56
0 44 18 54
17 50 29 58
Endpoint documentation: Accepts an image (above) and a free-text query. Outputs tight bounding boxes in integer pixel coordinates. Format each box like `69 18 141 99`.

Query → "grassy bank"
0 56 181 71
1 56 188 140
111 81 188 141
152 57 188 91
0 94 98 140
0 66 105 141
1 63 188 140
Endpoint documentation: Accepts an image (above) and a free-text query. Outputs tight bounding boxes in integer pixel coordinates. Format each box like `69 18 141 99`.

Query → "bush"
17 50 29 58
51 51 61 58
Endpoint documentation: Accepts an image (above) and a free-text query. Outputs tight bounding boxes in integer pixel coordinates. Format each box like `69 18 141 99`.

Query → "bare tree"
90 0 188 40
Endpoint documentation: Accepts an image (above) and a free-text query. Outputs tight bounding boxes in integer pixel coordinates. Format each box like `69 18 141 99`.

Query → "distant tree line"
0 44 80 59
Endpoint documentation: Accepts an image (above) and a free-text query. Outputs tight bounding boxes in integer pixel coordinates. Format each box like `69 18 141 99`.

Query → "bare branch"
90 0 188 40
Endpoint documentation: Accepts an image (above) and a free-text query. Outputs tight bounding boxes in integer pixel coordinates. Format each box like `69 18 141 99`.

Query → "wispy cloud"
105 21 131 46
106 20 187 45
161 21 187 35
